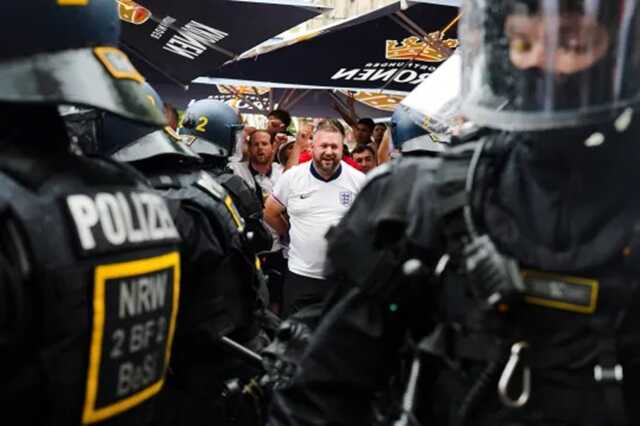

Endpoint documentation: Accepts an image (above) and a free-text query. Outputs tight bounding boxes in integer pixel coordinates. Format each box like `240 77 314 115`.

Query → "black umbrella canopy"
215 0 461 93
154 81 396 119
117 0 328 86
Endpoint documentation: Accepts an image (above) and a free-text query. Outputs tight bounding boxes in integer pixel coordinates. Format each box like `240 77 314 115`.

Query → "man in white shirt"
264 120 366 317
229 130 284 205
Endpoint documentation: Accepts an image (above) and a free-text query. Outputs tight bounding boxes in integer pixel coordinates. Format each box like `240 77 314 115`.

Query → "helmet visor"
461 0 640 130
113 127 202 163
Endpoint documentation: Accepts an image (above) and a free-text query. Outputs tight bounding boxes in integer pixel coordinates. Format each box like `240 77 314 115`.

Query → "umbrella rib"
328 91 355 116
284 89 311 111
394 11 427 38
275 89 288 109
279 89 297 110
121 42 189 89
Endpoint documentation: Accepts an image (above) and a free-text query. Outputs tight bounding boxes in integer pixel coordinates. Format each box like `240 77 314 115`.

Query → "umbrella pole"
268 88 274 112
279 89 297 111
122 42 189 90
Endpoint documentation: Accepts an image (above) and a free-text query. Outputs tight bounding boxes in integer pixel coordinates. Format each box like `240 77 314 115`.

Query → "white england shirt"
272 160 366 279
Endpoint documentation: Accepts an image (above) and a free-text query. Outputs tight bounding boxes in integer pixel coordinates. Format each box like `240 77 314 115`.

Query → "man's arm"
377 128 392 165
264 195 289 237
285 132 310 171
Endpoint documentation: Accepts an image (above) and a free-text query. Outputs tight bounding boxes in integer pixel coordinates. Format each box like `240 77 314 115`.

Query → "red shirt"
298 151 363 172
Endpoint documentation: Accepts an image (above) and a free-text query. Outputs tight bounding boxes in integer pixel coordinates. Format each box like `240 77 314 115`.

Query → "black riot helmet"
62 83 200 164
0 1 164 127
391 105 446 155
102 82 201 164
460 0 640 131
178 99 244 159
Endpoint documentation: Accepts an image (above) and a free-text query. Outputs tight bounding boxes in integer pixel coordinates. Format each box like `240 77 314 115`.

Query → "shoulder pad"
195 171 228 202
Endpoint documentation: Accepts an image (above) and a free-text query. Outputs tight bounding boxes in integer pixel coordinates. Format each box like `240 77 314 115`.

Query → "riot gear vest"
0 146 181 425
146 169 262 343
419 135 640 426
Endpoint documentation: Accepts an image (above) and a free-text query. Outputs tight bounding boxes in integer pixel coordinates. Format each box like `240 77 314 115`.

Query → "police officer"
269 1 640 425
0 3 180 425
73 83 272 425
179 99 274 255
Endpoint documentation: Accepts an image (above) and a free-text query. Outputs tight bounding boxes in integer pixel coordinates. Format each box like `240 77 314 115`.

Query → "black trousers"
282 270 331 319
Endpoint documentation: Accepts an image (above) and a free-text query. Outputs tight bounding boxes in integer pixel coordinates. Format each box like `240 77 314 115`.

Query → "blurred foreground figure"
0 2 179 425
269 1 640 425
65 83 271 425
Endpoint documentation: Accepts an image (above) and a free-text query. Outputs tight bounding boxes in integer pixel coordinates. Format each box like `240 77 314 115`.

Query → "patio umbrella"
117 0 329 86
213 0 461 93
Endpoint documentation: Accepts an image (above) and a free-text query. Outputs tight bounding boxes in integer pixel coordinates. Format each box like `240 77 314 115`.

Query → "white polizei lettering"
353 69 376 81
95 193 127 246
181 20 228 48
138 193 162 240
67 194 99 250
369 68 397 82
140 193 178 241
116 192 146 243
130 192 151 241
155 199 180 240
331 68 360 81
394 69 418 83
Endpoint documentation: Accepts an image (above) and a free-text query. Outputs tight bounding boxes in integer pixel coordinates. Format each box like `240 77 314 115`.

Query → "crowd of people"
3 1 640 426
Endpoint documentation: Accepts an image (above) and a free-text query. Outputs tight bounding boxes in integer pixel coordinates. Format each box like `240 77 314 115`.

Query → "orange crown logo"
386 34 459 63
117 0 151 25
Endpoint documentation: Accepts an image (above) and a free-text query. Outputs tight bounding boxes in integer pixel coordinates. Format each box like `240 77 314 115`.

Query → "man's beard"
313 154 340 175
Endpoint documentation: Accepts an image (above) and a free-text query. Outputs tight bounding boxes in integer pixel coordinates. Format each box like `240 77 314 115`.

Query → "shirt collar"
310 161 342 182
249 162 272 178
